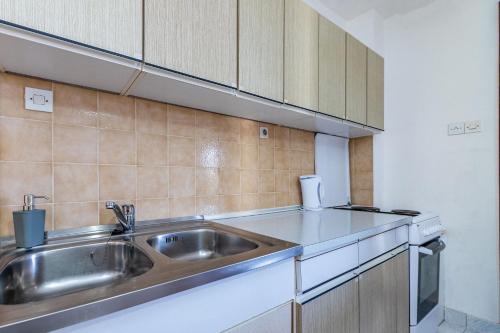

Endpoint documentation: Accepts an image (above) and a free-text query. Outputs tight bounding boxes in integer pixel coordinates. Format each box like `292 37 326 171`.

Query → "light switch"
32 94 46 105
465 120 481 134
25 87 53 112
448 122 464 136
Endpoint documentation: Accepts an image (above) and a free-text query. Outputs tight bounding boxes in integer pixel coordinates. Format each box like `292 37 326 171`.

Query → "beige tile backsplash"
349 136 374 206
0 72 315 236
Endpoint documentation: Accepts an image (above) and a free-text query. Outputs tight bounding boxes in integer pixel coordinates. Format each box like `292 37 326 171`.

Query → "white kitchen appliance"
408 212 446 333
299 175 324 211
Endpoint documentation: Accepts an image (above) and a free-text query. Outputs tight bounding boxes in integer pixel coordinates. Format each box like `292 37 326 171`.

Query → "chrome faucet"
105 201 135 234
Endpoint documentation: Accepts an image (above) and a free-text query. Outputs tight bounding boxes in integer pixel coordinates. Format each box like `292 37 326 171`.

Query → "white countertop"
213 208 411 257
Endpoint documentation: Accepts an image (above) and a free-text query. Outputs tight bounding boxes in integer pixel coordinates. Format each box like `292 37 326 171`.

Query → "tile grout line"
0 114 52 124
165 105 170 217
238 128 245 210
51 81 55 231
135 98 138 214
193 110 198 215
96 91 100 225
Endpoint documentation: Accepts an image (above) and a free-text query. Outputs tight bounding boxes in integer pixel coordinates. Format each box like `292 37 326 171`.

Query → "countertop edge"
300 216 412 259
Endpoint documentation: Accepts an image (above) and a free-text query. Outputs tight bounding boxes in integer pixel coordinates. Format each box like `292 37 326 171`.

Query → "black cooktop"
390 209 421 217
333 205 421 216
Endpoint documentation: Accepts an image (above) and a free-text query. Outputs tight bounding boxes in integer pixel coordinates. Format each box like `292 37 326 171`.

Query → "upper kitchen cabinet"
367 49 385 130
144 0 237 87
319 16 346 119
0 0 143 59
238 0 284 102
346 34 367 125
284 0 319 111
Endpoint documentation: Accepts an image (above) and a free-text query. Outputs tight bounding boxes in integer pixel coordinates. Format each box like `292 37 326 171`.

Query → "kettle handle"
317 182 324 206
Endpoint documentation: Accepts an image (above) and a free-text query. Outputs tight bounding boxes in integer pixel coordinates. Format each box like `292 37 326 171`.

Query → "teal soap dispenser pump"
12 194 49 248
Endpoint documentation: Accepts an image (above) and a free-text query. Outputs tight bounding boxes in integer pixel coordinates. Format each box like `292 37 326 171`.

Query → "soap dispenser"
12 194 49 248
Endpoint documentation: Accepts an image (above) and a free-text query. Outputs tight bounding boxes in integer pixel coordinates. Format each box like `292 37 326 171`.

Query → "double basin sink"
1 227 259 305
0 220 299 331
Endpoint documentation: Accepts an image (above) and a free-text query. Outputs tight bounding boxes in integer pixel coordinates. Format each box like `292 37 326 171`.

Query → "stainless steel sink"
0 218 300 332
147 228 259 262
0 241 153 305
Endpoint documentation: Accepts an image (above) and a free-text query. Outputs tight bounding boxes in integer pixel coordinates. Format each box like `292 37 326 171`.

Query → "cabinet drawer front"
299 243 358 292
359 225 408 265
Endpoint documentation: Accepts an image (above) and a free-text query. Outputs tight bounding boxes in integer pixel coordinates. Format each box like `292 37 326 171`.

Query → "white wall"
374 0 499 322
311 0 499 323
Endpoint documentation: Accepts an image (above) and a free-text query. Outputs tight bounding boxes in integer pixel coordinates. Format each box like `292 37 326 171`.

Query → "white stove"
407 213 446 333
409 212 445 245
334 206 446 333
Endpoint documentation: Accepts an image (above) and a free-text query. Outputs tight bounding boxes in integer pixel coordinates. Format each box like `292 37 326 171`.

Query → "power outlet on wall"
448 121 481 136
464 120 481 134
260 127 269 139
448 122 464 136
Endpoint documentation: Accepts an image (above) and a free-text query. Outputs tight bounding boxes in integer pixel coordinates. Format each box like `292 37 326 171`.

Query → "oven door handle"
419 239 446 256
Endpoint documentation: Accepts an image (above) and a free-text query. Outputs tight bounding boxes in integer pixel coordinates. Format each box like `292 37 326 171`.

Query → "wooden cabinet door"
395 251 410 333
284 0 318 111
0 0 143 58
359 251 409 333
367 49 384 129
297 278 360 333
225 302 292 333
359 258 397 333
319 16 346 119
346 34 367 124
145 0 237 87
239 0 284 102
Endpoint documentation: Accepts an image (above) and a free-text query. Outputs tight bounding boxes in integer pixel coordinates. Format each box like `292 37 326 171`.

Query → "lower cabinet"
296 250 409 333
297 278 359 333
359 251 409 333
225 302 292 333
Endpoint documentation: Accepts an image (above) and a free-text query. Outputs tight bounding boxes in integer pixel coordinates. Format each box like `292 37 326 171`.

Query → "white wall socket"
448 122 465 136
465 120 481 134
25 87 53 112
259 127 269 139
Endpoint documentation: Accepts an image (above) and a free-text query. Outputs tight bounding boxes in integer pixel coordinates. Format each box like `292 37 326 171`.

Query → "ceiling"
319 0 436 19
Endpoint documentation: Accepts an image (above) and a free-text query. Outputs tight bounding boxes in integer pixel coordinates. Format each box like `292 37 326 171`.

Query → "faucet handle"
122 204 135 232
105 201 116 209
121 204 135 216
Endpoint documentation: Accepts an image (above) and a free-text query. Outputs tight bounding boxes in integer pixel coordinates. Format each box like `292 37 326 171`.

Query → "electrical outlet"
25 87 53 112
260 127 269 139
448 122 464 136
465 120 481 134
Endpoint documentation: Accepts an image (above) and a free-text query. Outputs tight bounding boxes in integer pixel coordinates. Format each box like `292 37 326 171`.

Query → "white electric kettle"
299 175 325 211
